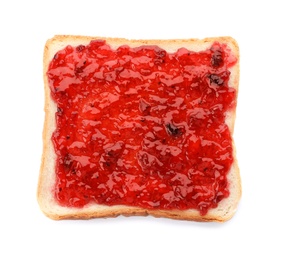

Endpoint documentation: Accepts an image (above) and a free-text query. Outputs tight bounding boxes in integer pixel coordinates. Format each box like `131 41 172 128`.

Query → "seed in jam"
47 40 237 215
209 74 224 86
165 123 184 138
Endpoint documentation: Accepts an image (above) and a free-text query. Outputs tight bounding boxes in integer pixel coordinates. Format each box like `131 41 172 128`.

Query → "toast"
38 35 241 222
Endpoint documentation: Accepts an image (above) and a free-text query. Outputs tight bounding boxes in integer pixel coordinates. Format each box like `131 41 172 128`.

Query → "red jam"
47 40 237 215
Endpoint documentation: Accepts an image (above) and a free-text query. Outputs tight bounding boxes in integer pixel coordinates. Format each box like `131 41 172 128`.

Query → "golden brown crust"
38 35 241 222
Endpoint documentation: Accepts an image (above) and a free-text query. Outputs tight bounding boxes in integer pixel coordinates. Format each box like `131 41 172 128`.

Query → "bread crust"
38 35 241 222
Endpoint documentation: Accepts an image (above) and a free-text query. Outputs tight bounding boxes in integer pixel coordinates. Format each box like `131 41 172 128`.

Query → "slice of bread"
38 35 241 222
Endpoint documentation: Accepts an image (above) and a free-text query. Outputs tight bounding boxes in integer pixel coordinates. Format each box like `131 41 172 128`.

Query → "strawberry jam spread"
47 39 237 215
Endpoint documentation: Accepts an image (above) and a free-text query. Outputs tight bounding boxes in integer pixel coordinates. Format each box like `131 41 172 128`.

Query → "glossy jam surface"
48 40 237 215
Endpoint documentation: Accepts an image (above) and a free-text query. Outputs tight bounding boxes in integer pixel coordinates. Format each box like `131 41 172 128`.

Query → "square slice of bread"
38 35 241 222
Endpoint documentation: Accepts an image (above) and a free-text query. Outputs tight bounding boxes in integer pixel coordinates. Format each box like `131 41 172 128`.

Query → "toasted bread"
38 35 241 222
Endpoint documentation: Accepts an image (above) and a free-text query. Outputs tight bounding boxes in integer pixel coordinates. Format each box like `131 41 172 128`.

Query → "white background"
1 0 290 259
